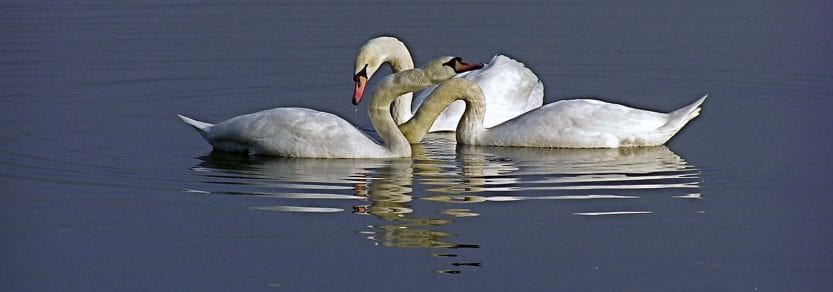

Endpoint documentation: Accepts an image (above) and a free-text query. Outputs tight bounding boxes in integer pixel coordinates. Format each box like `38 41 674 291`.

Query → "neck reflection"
352 134 481 253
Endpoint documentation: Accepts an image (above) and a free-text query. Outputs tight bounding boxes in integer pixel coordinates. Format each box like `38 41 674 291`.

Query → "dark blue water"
2 1 832 290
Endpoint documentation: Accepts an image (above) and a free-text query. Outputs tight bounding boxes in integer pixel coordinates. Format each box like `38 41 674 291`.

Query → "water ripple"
184 133 703 259
250 206 344 213
187 133 701 207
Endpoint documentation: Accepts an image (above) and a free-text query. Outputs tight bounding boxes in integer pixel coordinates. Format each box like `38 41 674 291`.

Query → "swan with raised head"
395 78 706 148
178 56 483 158
353 36 543 131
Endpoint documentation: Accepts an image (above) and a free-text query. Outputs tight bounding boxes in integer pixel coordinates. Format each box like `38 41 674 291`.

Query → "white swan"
399 78 707 148
353 36 543 131
178 56 483 158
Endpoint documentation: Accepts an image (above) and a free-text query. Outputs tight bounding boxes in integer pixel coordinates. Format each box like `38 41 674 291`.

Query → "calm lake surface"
2 1 832 290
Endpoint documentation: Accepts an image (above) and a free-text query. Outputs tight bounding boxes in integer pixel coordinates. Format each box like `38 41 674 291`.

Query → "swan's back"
198 108 392 158
485 96 706 148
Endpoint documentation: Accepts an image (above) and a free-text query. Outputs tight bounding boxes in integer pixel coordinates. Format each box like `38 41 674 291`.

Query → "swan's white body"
177 109 396 158
354 36 543 131
179 56 477 158
475 97 707 148
402 78 706 148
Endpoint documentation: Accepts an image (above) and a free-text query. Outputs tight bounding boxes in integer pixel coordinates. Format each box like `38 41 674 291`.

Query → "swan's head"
354 37 409 80
353 37 412 105
426 56 484 84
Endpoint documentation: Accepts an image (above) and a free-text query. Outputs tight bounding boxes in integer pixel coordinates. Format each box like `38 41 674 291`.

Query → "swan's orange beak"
455 60 484 73
352 75 367 105
443 57 485 73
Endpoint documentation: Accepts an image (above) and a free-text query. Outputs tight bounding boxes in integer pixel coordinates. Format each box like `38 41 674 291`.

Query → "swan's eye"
442 57 463 68
354 64 368 81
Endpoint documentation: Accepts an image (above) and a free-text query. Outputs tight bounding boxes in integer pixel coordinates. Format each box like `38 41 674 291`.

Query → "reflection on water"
187 133 701 273
425 144 701 209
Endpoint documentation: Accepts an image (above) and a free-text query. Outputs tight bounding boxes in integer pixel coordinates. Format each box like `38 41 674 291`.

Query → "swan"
178 56 483 158
353 36 543 131
398 78 707 148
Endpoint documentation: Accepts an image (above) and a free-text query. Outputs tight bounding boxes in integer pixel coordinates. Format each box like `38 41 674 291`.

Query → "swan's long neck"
369 68 435 156
456 86 487 145
398 79 487 144
386 51 414 74
385 49 415 125
357 37 416 125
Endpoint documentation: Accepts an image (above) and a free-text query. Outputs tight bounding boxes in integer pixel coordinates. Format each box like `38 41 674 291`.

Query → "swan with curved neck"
353 36 544 131
352 36 415 123
398 78 707 148
177 56 482 158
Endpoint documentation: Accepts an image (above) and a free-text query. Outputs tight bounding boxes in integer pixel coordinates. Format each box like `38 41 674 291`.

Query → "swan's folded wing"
558 100 667 134
206 107 377 156
487 99 669 147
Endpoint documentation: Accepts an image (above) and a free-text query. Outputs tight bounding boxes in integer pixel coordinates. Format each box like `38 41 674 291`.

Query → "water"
1 1 832 290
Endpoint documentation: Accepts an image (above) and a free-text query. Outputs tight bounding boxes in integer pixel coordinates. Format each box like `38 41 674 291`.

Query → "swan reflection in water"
350 136 481 253
423 141 701 208
187 133 701 272
190 134 481 272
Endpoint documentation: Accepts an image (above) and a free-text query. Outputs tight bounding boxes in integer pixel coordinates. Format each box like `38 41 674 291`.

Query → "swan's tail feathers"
669 94 707 123
177 114 213 138
655 95 708 145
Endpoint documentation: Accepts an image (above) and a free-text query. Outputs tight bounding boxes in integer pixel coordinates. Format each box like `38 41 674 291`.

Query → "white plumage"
403 78 706 148
354 36 543 130
178 108 387 157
